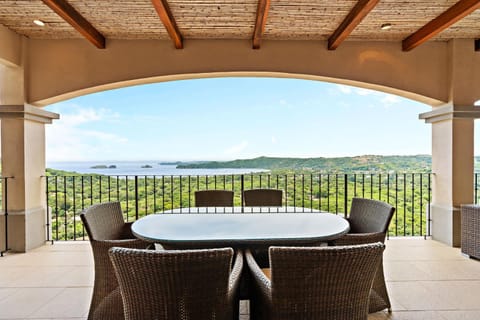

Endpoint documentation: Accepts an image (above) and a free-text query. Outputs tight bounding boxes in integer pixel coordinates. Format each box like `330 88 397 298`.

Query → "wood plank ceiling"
0 0 479 51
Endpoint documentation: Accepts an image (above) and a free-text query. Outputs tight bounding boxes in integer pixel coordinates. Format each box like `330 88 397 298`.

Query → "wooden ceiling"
1 0 480 51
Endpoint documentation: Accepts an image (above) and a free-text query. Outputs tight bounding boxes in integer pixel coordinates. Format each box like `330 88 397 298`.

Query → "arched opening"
45 77 431 163
44 77 433 240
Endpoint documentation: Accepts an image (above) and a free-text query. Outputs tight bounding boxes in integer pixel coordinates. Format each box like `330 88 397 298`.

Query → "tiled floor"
0 238 479 319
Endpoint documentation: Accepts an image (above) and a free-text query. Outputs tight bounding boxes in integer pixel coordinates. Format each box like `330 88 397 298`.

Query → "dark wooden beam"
41 0 105 49
151 0 183 49
253 0 271 49
403 0 480 51
328 0 380 50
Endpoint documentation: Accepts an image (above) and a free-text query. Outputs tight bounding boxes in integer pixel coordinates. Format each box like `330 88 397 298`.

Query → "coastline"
47 161 269 176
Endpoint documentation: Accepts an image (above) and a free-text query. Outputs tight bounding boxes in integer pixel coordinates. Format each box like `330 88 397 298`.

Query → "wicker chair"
331 197 395 313
243 188 283 267
246 243 385 320
80 202 151 320
243 189 283 206
195 190 234 207
461 204 480 259
108 247 243 320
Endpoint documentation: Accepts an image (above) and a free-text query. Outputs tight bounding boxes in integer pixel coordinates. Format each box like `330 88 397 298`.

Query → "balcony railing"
0 176 13 256
45 173 433 241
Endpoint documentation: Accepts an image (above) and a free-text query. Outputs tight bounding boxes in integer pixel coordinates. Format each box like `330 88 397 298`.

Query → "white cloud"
271 136 277 144
381 94 400 105
81 130 128 143
337 85 352 94
355 88 374 96
49 104 119 124
46 106 127 161
60 108 101 125
224 140 248 155
338 85 377 97
336 86 402 109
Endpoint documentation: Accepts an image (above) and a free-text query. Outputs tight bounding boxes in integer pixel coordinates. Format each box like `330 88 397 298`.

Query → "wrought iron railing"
45 173 432 241
1 177 13 256
473 173 480 205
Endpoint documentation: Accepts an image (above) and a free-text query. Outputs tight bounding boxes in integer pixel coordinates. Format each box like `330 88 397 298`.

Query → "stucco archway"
26 40 452 107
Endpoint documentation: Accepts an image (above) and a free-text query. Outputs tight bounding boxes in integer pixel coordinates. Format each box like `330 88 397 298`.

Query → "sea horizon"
47 160 268 176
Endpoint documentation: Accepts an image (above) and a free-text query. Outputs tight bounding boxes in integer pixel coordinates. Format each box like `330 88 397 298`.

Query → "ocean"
47 161 268 176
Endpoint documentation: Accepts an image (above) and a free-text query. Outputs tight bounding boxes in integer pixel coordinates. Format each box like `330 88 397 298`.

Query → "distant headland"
175 155 433 172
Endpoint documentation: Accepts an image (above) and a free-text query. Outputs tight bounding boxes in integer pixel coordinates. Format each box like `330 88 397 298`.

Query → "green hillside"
177 155 432 172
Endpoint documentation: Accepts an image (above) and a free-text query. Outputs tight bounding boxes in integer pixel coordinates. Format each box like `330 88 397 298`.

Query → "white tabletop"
132 207 350 248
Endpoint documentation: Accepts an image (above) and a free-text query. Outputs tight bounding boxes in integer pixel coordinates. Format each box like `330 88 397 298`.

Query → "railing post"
475 173 478 204
63 176 67 241
241 175 244 210
428 173 432 237
1 177 9 256
420 173 423 239
344 174 348 218
55 176 59 241
45 176 53 244
135 176 139 220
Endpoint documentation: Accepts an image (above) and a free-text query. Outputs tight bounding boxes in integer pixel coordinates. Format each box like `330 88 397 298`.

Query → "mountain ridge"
176 155 433 172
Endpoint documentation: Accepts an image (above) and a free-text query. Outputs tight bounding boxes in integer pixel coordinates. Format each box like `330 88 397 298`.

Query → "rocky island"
90 164 117 169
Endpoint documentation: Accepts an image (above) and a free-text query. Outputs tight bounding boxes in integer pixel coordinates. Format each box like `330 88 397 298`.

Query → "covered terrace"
1 2 480 318
1 0 479 251
2 0 480 319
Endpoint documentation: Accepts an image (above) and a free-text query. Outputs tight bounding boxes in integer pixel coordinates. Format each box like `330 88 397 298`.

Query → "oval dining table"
131 206 350 249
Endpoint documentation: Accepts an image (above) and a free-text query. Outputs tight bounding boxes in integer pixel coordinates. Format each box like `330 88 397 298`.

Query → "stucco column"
0 105 59 252
420 105 480 246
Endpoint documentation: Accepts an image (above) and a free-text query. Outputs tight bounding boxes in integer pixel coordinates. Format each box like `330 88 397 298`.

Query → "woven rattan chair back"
81 202 127 240
268 243 384 320
195 190 234 207
348 198 395 235
243 189 283 206
80 202 150 320
333 198 395 314
109 247 240 320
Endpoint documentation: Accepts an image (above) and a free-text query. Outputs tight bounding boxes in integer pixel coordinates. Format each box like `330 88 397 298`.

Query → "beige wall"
0 25 22 67
0 64 24 105
0 26 24 105
447 39 480 106
27 39 450 106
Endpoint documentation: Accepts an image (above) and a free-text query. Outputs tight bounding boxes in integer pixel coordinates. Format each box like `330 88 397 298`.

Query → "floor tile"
439 310 480 320
0 266 93 287
421 280 480 310
0 288 63 319
369 311 446 320
1 238 480 319
29 287 91 319
1 251 93 267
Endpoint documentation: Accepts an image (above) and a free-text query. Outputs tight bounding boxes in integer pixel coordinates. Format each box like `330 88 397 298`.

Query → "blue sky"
45 77 434 162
